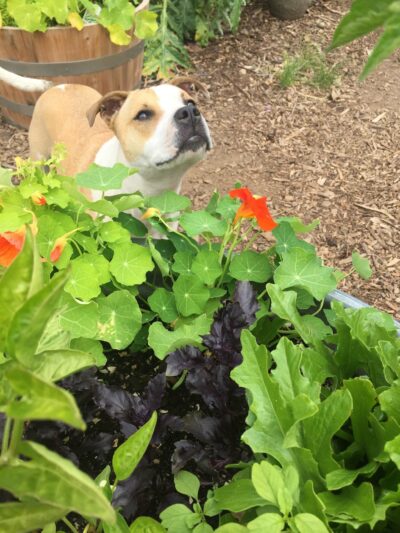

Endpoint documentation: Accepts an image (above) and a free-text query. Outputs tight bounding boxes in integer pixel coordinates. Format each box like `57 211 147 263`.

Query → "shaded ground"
1 0 399 317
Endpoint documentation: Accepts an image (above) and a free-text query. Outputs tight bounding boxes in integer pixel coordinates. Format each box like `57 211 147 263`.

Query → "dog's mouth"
156 134 210 167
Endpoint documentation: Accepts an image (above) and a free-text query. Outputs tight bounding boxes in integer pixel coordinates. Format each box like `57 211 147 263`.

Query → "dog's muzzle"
174 102 211 152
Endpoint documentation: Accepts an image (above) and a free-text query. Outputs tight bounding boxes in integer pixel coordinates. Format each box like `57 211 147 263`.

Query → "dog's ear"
168 76 210 100
87 91 129 127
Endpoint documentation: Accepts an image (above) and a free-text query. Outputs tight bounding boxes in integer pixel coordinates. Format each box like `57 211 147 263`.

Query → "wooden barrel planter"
0 0 148 128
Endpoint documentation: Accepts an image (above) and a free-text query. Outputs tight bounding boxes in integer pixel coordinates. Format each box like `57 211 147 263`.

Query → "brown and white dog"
27 78 212 205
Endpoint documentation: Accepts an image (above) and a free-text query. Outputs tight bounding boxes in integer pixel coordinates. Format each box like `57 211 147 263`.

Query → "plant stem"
7 419 24 458
62 517 80 533
1 417 12 458
217 224 241 287
218 226 234 264
311 298 325 317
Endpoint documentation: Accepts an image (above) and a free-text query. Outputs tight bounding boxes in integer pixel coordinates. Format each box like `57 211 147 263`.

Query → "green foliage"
2 0 157 45
278 44 341 90
330 0 400 78
0 152 397 532
144 0 247 77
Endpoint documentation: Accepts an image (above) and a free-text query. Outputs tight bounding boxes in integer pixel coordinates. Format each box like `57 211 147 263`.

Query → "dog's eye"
134 109 153 121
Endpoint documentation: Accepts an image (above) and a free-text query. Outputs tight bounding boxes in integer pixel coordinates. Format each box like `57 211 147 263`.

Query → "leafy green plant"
330 0 400 79
144 0 246 77
0 0 157 45
2 151 397 532
279 44 340 89
0 227 157 532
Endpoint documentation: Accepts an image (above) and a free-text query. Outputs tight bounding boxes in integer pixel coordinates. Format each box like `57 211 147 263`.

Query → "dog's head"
87 77 212 173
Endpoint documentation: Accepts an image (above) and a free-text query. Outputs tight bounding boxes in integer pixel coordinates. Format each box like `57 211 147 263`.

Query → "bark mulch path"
1 0 399 318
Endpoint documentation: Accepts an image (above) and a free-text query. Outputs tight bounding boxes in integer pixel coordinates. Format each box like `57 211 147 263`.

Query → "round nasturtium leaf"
65 261 101 301
99 221 131 244
148 288 178 323
110 242 154 286
172 251 194 275
95 290 142 349
146 190 191 213
172 275 210 317
191 250 222 286
274 248 337 300
72 253 110 285
179 210 227 237
229 251 273 283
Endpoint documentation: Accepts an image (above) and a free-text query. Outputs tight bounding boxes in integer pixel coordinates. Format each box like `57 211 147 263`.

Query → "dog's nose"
174 103 201 125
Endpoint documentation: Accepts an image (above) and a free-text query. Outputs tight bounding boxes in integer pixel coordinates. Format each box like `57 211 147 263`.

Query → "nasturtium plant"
1 151 395 533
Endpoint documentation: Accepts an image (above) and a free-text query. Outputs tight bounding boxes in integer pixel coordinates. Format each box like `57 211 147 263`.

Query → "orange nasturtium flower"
141 207 161 220
31 192 47 206
229 187 278 231
0 213 38 268
50 228 79 263
0 227 26 267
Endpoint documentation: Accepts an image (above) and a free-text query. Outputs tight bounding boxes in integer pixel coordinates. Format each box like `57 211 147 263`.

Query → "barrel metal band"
0 40 144 77
0 95 34 116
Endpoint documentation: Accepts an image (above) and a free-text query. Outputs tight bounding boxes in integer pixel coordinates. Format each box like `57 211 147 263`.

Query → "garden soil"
1 0 399 317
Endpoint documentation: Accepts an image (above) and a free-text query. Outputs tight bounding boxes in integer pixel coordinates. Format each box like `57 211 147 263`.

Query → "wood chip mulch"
0 0 399 318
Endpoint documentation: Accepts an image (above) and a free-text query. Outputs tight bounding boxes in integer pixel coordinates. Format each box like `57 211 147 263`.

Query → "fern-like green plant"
144 0 246 77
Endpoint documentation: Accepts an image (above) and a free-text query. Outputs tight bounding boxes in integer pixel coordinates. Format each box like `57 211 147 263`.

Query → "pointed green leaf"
148 238 170 276
0 502 66 533
213 479 266 512
252 461 292 514
0 229 42 350
113 412 157 481
130 516 166 532
292 513 329 533
174 470 200 500
330 0 392 49
352 251 372 280
248 513 285 532
13 440 115 522
29 349 97 382
6 270 68 365
6 365 85 429
160 504 193 533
